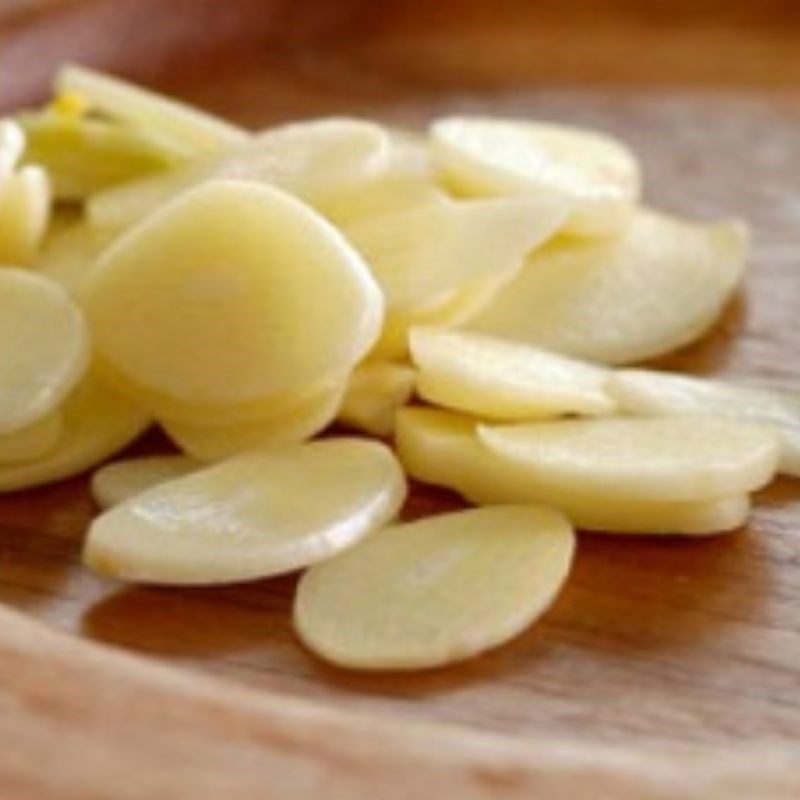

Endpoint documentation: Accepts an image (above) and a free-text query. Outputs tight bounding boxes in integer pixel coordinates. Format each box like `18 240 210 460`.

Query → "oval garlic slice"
395 408 752 535
91 455 201 508
0 374 150 492
479 416 779 503
0 165 51 264
609 369 800 478
468 209 748 365
82 180 383 415
0 269 89 435
410 327 614 420
430 116 640 235
294 505 575 670
84 438 406 585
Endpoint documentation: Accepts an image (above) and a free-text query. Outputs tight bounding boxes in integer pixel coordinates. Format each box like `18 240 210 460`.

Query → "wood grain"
1 0 800 794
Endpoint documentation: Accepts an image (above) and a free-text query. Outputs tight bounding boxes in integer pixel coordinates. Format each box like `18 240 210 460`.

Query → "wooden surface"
2 0 800 795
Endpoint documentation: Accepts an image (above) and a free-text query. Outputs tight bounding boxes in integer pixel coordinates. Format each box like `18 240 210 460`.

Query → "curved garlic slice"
294 505 574 670
91 455 201 508
84 438 406 585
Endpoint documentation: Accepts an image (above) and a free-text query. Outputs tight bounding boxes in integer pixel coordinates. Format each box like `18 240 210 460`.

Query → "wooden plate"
1 1 799 796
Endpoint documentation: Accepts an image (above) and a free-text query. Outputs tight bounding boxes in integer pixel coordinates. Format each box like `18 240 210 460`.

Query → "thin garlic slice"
82 180 383 416
84 438 406 585
91 455 201 508
395 407 752 535
0 412 61 464
479 416 778 503
161 381 346 460
0 165 51 264
609 369 800 478
468 209 748 365
430 116 640 235
410 328 614 420
294 505 574 670
0 374 150 492
0 269 89 435
57 65 248 157
339 363 416 437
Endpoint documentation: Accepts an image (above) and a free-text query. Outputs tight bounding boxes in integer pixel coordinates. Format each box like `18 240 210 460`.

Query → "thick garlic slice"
410 328 614 420
339 363 416 437
84 439 406 585
608 369 800 477
395 408 752 535
0 269 89 435
468 209 748 365
294 505 574 670
430 116 640 235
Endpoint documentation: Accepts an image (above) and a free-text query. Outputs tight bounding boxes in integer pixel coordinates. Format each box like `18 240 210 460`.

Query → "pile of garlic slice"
1 65 796 671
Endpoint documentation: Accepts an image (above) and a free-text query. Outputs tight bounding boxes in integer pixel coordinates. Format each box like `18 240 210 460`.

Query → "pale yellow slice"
91 455 201 508
0 412 61 464
0 374 150 492
82 180 383 415
430 116 640 235
84 438 406 585
57 65 248 157
294 505 574 670
88 117 389 234
161 381 346 460
0 119 25 179
468 209 748 365
339 363 416 437
0 269 89 434
19 110 179 200
395 407 752 534
410 328 614 420
344 193 566 314
35 220 108 296
479 416 779 503
0 165 51 264
609 369 800 478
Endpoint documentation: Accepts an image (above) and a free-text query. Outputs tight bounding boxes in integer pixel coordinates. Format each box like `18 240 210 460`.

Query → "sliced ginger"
91 455 201 508
339 363 416 437
410 327 614 420
82 180 383 417
430 116 640 235
0 269 89 435
57 65 248 158
0 373 150 492
609 369 800 478
294 505 574 670
468 208 748 365
161 380 346 460
479 416 778 503
84 439 406 585
395 407 752 534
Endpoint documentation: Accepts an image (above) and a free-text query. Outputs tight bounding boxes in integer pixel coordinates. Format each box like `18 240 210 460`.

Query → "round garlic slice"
0 412 61 464
0 269 89 435
479 416 779 503
91 455 202 508
467 209 748 365
395 407 752 535
84 438 406 585
410 327 614 420
430 116 640 235
294 505 575 670
82 180 383 415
